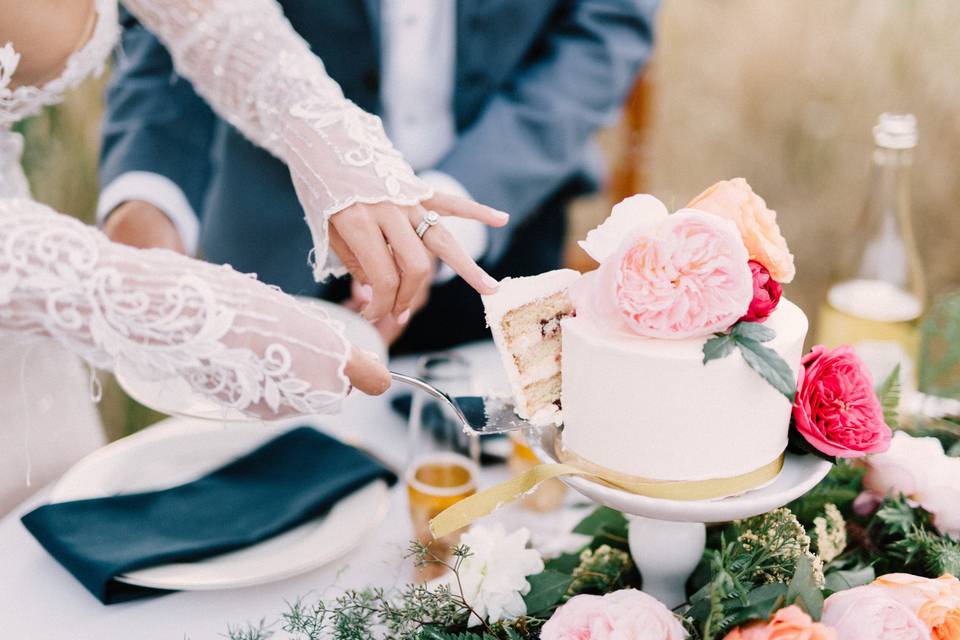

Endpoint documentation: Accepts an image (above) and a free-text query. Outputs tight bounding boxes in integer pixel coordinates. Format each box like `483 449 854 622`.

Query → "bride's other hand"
103 200 186 254
328 193 508 322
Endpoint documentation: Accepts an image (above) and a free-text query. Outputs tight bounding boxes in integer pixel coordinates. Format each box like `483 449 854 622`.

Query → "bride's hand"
344 347 391 396
328 192 509 322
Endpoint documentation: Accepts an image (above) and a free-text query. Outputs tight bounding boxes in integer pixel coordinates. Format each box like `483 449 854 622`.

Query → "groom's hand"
103 200 186 254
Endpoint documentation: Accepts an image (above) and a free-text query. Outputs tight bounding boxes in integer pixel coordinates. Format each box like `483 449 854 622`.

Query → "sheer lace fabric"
123 0 433 281
0 199 352 418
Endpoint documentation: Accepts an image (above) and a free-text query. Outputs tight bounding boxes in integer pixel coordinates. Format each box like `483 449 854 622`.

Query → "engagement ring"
415 211 441 239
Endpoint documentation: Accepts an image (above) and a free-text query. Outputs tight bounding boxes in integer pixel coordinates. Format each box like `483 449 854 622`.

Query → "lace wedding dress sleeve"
0 198 354 419
122 0 433 281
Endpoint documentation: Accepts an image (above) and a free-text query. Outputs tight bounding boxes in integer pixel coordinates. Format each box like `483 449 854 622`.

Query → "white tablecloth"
0 342 588 640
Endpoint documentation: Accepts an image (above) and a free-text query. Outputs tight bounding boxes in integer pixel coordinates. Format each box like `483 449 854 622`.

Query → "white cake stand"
529 428 831 608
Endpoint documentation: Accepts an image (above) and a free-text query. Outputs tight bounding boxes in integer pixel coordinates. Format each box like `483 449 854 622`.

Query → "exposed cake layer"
560 298 809 483
483 270 581 425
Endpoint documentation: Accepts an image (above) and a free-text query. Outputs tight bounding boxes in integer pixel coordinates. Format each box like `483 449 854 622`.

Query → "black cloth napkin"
21 427 396 604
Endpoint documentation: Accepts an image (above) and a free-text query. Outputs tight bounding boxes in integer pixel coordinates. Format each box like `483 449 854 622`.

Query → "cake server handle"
389 372 533 436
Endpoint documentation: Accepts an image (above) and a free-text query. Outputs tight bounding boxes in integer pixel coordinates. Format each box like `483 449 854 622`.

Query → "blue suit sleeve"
98 9 217 219
437 0 659 257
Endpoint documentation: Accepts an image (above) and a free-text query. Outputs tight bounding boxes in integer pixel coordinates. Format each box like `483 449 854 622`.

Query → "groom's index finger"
426 193 510 227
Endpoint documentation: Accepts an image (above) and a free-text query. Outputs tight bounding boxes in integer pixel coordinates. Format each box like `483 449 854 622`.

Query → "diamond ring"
415 211 441 239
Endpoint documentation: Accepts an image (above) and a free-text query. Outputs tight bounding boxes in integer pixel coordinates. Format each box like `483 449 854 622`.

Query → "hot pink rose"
741 260 782 323
792 345 892 458
822 585 931 640
586 209 752 339
541 589 687 640
687 178 796 283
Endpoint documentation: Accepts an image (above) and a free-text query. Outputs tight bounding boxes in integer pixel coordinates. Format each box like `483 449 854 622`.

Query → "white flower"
0 43 21 96
457 524 544 625
577 194 668 263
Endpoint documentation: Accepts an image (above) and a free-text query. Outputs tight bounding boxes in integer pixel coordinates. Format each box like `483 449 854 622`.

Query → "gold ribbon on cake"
429 451 785 539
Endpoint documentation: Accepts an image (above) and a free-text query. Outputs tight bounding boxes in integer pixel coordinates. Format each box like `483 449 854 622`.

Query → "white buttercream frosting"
560 298 809 482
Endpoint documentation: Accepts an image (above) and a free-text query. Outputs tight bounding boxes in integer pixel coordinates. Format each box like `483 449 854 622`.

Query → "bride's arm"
122 0 507 323
0 0 97 87
0 198 389 419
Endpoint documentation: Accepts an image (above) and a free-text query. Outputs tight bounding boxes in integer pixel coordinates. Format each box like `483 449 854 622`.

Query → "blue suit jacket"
100 0 658 297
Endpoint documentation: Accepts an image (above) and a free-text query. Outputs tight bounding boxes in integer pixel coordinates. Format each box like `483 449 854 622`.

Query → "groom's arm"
98 9 217 255
436 0 659 262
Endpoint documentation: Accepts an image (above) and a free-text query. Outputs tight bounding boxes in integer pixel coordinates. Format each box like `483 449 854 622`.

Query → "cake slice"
483 269 581 425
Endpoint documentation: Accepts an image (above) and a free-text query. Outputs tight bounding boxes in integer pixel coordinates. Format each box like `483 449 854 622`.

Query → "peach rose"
872 574 960 639
724 605 837 640
541 590 687 640
822 585 931 639
583 209 752 339
687 178 796 283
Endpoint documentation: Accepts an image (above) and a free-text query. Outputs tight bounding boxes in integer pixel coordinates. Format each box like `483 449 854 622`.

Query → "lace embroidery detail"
0 199 352 418
123 0 433 281
0 0 118 127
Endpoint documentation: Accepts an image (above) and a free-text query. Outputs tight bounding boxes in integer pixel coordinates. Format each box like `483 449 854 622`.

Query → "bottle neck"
865 147 913 220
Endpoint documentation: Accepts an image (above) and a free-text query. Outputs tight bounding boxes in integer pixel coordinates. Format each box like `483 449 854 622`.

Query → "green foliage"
876 364 901 428
702 324 796 401
565 545 633 597
786 556 824 620
787 461 865 527
522 571 574 616
823 566 875 593
889 527 960 578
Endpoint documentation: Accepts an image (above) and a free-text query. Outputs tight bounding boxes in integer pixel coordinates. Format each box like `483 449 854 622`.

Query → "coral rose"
822 585 931 640
792 345 892 458
687 177 796 283
587 209 752 339
541 589 687 640
741 260 783 323
723 605 837 640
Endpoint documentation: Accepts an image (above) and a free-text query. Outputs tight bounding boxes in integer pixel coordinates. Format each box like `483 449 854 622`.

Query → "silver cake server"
389 372 535 436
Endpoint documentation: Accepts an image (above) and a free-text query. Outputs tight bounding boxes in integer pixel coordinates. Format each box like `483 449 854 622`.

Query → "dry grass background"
17 0 960 435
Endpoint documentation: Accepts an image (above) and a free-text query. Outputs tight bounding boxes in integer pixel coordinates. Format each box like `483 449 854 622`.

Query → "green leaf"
417 628 486 640
523 570 574 615
703 334 737 364
732 321 777 343
545 552 582 574
824 566 875 593
787 556 824 620
722 583 789 629
735 337 797 402
875 496 918 537
876 364 902 428
572 507 627 537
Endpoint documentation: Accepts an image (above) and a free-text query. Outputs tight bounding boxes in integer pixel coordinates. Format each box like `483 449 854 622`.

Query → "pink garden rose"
584 209 753 339
687 178 796 283
860 432 960 538
723 605 837 640
541 589 687 640
822 585 931 640
741 260 782 323
792 345 892 458
870 574 960 640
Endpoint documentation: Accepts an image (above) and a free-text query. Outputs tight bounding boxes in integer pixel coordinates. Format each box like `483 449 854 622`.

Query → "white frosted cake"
483 180 807 494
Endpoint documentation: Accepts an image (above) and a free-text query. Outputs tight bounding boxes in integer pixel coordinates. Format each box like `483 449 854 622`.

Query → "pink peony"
870 574 960 640
723 605 837 640
541 589 687 640
741 260 783 323
588 209 753 339
792 345 892 458
861 432 960 538
822 585 931 639
687 177 796 283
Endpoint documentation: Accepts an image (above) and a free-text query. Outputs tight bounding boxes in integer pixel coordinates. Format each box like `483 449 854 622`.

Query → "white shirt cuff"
418 171 489 284
97 171 201 256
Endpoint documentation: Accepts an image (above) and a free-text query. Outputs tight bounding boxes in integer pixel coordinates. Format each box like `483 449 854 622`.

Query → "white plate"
116 298 387 422
530 427 832 523
50 418 390 591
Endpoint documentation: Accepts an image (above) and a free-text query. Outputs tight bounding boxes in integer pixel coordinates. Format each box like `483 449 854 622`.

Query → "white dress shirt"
98 0 487 276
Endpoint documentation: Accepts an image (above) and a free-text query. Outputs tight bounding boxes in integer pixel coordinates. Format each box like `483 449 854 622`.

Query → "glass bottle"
816 113 926 386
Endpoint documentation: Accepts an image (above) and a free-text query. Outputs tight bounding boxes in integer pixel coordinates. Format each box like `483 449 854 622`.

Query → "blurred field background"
17 0 960 437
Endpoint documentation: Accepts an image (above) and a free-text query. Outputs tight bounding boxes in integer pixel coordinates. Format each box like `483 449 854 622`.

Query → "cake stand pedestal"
529 429 831 608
